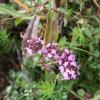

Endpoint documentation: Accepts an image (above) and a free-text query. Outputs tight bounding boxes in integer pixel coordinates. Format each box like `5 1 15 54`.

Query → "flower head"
43 42 58 60
22 36 79 80
22 37 43 55
57 49 78 80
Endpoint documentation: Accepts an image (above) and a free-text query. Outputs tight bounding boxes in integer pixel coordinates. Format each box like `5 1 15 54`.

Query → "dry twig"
93 0 100 9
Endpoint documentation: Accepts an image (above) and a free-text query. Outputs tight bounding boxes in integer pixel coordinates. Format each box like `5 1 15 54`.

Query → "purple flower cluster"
43 42 58 60
43 43 78 80
22 37 78 80
58 49 77 80
22 37 43 55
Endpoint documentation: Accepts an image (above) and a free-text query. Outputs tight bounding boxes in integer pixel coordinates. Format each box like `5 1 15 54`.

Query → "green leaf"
65 9 73 20
0 4 32 20
0 29 13 54
58 36 67 46
39 80 55 97
84 28 92 39
15 18 23 26
5 86 12 94
71 27 81 46
77 89 85 97
33 54 41 62
57 7 66 14
91 90 100 100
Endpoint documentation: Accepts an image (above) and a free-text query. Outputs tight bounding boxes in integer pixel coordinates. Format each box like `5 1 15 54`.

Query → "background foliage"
0 0 100 100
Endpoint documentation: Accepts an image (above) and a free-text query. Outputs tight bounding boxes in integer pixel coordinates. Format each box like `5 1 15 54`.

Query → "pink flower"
70 61 77 67
71 73 76 79
68 54 75 61
51 49 56 54
47 53 52 58
59 66 64 73
25 48 32 55
63 72 70 80
54 54 59 60
64 49 69 54
63 62 68 67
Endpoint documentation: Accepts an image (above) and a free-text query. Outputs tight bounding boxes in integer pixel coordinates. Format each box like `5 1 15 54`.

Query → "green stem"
64 42 97 57
68 89 83 100
71 47 96 57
